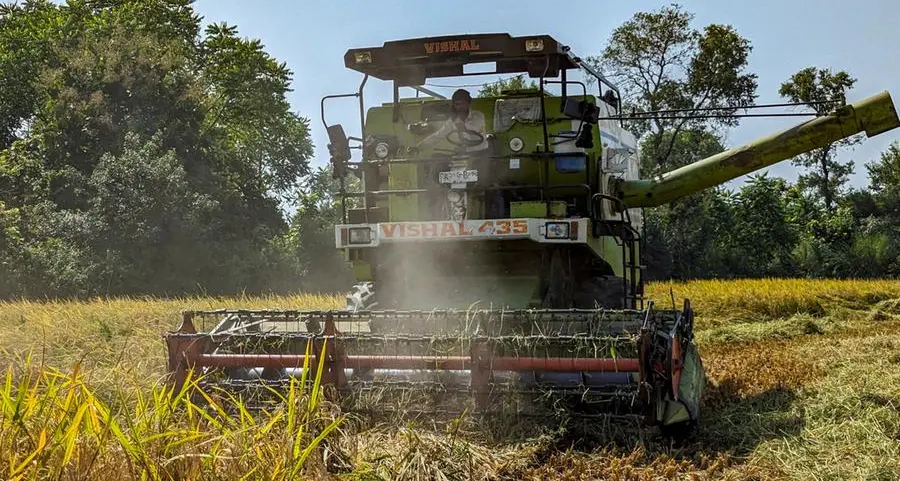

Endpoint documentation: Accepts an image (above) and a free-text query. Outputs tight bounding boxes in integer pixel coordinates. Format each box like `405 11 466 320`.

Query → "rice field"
1 279 899 480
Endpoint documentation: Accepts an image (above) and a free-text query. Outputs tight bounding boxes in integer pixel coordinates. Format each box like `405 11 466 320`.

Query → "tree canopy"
779 67 861 211
585 3 758 173
0 0 320 298
477 75 538 98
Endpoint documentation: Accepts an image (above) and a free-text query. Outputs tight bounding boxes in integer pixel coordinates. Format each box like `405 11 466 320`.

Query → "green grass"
0 279 898 480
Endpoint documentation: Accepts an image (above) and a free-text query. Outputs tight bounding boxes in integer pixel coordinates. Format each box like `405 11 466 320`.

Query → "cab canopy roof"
343 33 584 86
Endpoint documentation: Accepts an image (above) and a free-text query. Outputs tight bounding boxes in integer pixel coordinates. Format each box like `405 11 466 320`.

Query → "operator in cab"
414 88 489 152
412 88 505 217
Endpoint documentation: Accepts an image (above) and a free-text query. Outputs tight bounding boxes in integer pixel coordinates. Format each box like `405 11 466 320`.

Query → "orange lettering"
441 223 456 237
422 223 438 237
512 220 528 234
459 221 472 235
496 220 510 235
426 39 481 54
407 224 420 237
478 221 493 233
381 224 400 238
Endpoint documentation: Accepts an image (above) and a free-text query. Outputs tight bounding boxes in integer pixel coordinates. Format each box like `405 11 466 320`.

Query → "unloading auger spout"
616 91 900 208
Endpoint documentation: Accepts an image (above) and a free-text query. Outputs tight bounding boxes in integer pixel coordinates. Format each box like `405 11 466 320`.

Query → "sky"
189 0 900 192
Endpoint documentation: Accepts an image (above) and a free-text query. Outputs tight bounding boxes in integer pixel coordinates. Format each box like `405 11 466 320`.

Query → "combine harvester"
165 34 900 436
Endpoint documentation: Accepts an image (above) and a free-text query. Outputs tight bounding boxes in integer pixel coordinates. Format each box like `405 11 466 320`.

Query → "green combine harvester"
165 33 900 437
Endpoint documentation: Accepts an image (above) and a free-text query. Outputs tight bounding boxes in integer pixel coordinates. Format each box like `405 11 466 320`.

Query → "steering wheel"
446 127 485 148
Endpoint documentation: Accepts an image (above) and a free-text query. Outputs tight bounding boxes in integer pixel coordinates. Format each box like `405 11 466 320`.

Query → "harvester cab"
164 33 900 439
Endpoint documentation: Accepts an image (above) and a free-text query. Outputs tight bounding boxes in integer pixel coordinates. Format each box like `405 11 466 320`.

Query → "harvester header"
165 31 900 439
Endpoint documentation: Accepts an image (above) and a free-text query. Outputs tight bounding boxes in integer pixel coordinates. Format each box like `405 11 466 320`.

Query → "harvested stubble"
0 279 899 480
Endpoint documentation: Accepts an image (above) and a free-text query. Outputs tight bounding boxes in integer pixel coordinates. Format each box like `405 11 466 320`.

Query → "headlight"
525 39 544 52
348 227 372 245
508 137 524 152
544 222 569 239
374 142 390 159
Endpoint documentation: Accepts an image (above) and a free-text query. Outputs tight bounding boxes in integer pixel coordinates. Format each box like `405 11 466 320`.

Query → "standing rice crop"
0 341 344 481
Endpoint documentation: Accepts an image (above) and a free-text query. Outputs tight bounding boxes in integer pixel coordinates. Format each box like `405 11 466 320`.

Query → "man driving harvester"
413 88 505 217
415 88 489 152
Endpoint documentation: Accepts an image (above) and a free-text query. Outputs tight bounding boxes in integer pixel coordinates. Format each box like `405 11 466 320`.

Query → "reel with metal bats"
164 302 705 435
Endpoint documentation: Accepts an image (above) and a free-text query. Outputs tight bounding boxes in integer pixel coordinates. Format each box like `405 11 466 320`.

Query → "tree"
643 187 738 280
0 0 317 298
638 125 726 172
793 205 859 278
866 141 900 219
31 22 200 210
477 75 538 98
586 3 757 174
728 174 797 277
201 22 314 203
639 127 736 279
846 141 900 277
281 165 357 293
80 132 218 294
0 0 61 149
779 67 860 210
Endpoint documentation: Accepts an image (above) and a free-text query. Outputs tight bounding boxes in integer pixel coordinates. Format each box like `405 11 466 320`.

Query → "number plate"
439 169 478 184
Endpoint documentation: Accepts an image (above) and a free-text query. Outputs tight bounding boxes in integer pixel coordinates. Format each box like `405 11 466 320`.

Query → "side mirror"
327 124 351 178
602 90 620 110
